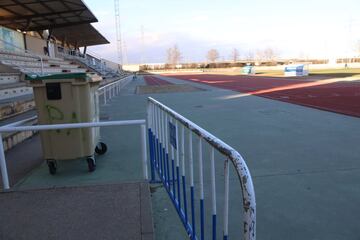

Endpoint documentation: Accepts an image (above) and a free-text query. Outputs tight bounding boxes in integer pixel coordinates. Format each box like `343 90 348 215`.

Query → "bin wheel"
47 160 57 175
95 142 107 155
87 157 96 172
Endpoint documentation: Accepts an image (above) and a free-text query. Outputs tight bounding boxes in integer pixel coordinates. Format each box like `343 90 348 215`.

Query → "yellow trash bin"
26 73 107 174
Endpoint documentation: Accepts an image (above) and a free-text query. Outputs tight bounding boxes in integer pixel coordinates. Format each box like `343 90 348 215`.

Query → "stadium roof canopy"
0 0 109 47
52 24 109 47
0 0 98 31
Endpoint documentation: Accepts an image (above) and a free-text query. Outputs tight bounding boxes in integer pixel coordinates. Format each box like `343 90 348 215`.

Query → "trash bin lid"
25 73 102 82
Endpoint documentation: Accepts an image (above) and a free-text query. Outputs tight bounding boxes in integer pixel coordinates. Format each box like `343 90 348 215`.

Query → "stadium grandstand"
0 2 156 239
0 0 127 99
0 0 131 144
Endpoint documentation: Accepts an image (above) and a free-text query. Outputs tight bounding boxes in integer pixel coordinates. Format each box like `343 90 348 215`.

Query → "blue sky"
85 0 360 64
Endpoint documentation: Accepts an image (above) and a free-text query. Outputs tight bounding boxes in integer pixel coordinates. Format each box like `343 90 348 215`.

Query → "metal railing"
3 116 37 128
0 120 148 190
98 75 133 104
0 38 44 76
147 97 256 240
59 50 120 77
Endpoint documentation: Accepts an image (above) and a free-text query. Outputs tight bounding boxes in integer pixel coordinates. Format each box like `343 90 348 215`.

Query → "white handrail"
0 119 147 190
2 116 37 127
0 120 145 132
87 50 103 61
98 75 133 104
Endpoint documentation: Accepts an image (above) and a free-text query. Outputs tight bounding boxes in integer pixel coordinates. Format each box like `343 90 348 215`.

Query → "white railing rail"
2 116 37 128
147 97 256 240
98 75 133 104
0 120 148 190
86 50 103 61
59 50 116 76
0 38 44 76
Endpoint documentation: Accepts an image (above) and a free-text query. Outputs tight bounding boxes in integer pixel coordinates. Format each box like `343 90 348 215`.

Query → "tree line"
164 44 278 68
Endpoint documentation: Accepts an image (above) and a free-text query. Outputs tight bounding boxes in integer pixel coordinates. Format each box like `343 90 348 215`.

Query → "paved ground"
167 74 360 117
138 75 360 240
0 76 155 240
144 75 173 85
0 183 154 240
2 74 360 239
0 135 42 188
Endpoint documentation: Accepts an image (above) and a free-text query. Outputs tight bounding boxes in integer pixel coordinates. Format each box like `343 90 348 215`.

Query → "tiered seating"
0 72 21 84
0 49 88 76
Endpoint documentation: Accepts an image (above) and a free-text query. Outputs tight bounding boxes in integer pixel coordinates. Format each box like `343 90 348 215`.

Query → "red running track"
144 75 173 86
164 74 360 118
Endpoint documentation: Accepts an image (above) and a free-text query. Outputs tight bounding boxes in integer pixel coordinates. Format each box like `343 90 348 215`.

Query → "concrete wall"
0 73 21 84
0 86 33 100
25 35 47 56
0 64 18 73
3 130 37 152
0 98 35 120
0 26 25 50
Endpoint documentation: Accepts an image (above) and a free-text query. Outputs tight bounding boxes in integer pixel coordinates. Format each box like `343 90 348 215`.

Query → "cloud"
84 0 360 63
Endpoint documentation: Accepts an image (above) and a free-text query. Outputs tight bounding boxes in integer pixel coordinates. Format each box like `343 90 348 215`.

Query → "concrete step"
0 49 63 61
0 73 21 84
0 95 34 120
1 60 80 69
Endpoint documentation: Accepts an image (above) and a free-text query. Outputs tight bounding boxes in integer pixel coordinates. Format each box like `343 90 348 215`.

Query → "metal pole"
210 147 217 240
199 137 204 240
181 125 188 223
164 113 170 187
0 120 146 133
223 158 229 240
161 109 166 182
175 121 181 207
0 134 10 190
141 124 148 180
189 131 196 238
40 56 44 76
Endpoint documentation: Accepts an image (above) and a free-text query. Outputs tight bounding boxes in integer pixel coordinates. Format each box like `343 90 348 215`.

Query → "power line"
123 40 128 65
141 25 145 64
114 0 123 64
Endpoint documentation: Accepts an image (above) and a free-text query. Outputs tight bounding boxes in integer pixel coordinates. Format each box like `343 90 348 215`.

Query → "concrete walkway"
0 77 155 239
134 75 360 240
0 135 42 188
0 183 154 240
2 74 360 239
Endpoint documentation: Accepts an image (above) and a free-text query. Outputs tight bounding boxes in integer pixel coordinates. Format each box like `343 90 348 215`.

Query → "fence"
98 75 133 105
59 50 121 77
147 97 256 240
0 120 148 190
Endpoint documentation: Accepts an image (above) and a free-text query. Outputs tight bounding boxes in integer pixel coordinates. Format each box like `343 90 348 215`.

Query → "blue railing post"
175 121 181 210
198 138 205 240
